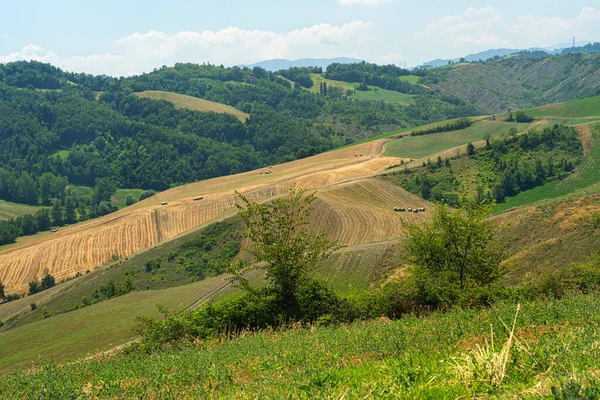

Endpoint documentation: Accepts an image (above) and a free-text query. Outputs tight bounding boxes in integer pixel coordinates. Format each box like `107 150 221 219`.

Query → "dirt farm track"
0 139 431 294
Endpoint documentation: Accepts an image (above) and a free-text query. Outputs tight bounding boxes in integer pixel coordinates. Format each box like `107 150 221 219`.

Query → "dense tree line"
325 62 427 94
410 118 472 136
0 179 118 245
277 67 314 88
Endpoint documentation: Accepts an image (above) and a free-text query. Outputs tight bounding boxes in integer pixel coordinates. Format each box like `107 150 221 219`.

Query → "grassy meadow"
0 200 40 221
384 120 528 159
0 276 234 372
309 73 355 94
1 293 599 398
111 188 144 209
526 95 600 120
353 87 415 105
309 73 414 104
398 75 421 84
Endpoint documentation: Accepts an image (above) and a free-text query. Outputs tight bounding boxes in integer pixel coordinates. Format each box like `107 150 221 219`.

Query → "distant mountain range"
241 57 363 72
422 41 592 68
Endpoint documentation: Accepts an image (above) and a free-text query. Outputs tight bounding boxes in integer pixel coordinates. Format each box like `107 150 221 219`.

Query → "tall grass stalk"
453 303 521 386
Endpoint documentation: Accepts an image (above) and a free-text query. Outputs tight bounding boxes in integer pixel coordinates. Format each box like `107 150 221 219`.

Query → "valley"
1 48 600 398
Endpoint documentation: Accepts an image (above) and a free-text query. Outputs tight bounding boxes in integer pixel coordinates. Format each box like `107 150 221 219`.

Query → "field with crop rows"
0 139 407 295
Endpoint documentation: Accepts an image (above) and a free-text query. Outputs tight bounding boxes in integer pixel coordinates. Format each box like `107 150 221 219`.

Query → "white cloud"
375 52 405 66
0 21 375 76
338 0 396 6
510 7 600 47
1 34 8 40
413 6 600 63
417 7 509 48
0 46 123 76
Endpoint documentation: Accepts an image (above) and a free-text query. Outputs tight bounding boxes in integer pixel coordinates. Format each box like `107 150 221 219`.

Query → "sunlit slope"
136 90 250 122
0 200 40 221
309 73 414 105
384 119 537 159
0 275 235 372
0 140 408 295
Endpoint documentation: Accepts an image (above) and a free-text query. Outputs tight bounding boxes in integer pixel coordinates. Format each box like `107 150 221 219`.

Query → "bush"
138 190 156 202
514 111 534 123
125 194 136 206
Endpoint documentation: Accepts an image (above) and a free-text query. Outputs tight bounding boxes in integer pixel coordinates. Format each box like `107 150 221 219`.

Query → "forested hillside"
2 54 600 246
0 60 477 244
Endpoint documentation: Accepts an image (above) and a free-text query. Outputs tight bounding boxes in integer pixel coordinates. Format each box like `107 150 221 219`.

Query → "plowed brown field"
0 139 425 294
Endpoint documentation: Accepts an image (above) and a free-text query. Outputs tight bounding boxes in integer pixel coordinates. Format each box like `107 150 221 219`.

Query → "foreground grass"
2 293 599 398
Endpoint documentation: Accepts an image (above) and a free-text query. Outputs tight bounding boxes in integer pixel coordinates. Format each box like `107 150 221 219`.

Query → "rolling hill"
3 96 600 296
309 73 415 105
243 57 362 71
428 53 600 114
2 94 600 373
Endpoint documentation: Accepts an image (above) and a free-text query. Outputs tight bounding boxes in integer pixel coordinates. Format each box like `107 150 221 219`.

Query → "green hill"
309 73 415 105
428 53 600 114
383 119 531 159
2 65 600 389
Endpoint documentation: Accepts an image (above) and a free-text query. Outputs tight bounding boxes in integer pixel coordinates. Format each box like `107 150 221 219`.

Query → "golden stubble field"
0 139 431 294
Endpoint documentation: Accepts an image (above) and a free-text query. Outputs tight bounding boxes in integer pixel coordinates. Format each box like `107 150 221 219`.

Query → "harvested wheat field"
317 240 396 294
313 178 430 245
0 139 418 295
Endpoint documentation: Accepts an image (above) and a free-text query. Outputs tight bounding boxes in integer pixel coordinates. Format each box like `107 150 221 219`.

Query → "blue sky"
0 0 597 75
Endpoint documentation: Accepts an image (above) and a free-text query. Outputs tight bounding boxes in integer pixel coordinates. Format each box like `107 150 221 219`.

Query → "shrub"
125 194 136 206
138 190 156 202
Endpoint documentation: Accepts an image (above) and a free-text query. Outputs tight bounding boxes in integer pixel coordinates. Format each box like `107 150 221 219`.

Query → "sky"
0 0 598 76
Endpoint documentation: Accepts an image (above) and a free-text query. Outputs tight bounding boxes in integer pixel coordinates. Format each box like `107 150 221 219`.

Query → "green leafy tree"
466 142 476 156
64 197 77 224
0 280 5 301
35 208 52 231
484 133 492 148
92 177 117 205
403 201 505 306
50 199 63 226
232 184 342 312
125 194 136 206
28 279 41 296
138 190 156 202
41 271 56 290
